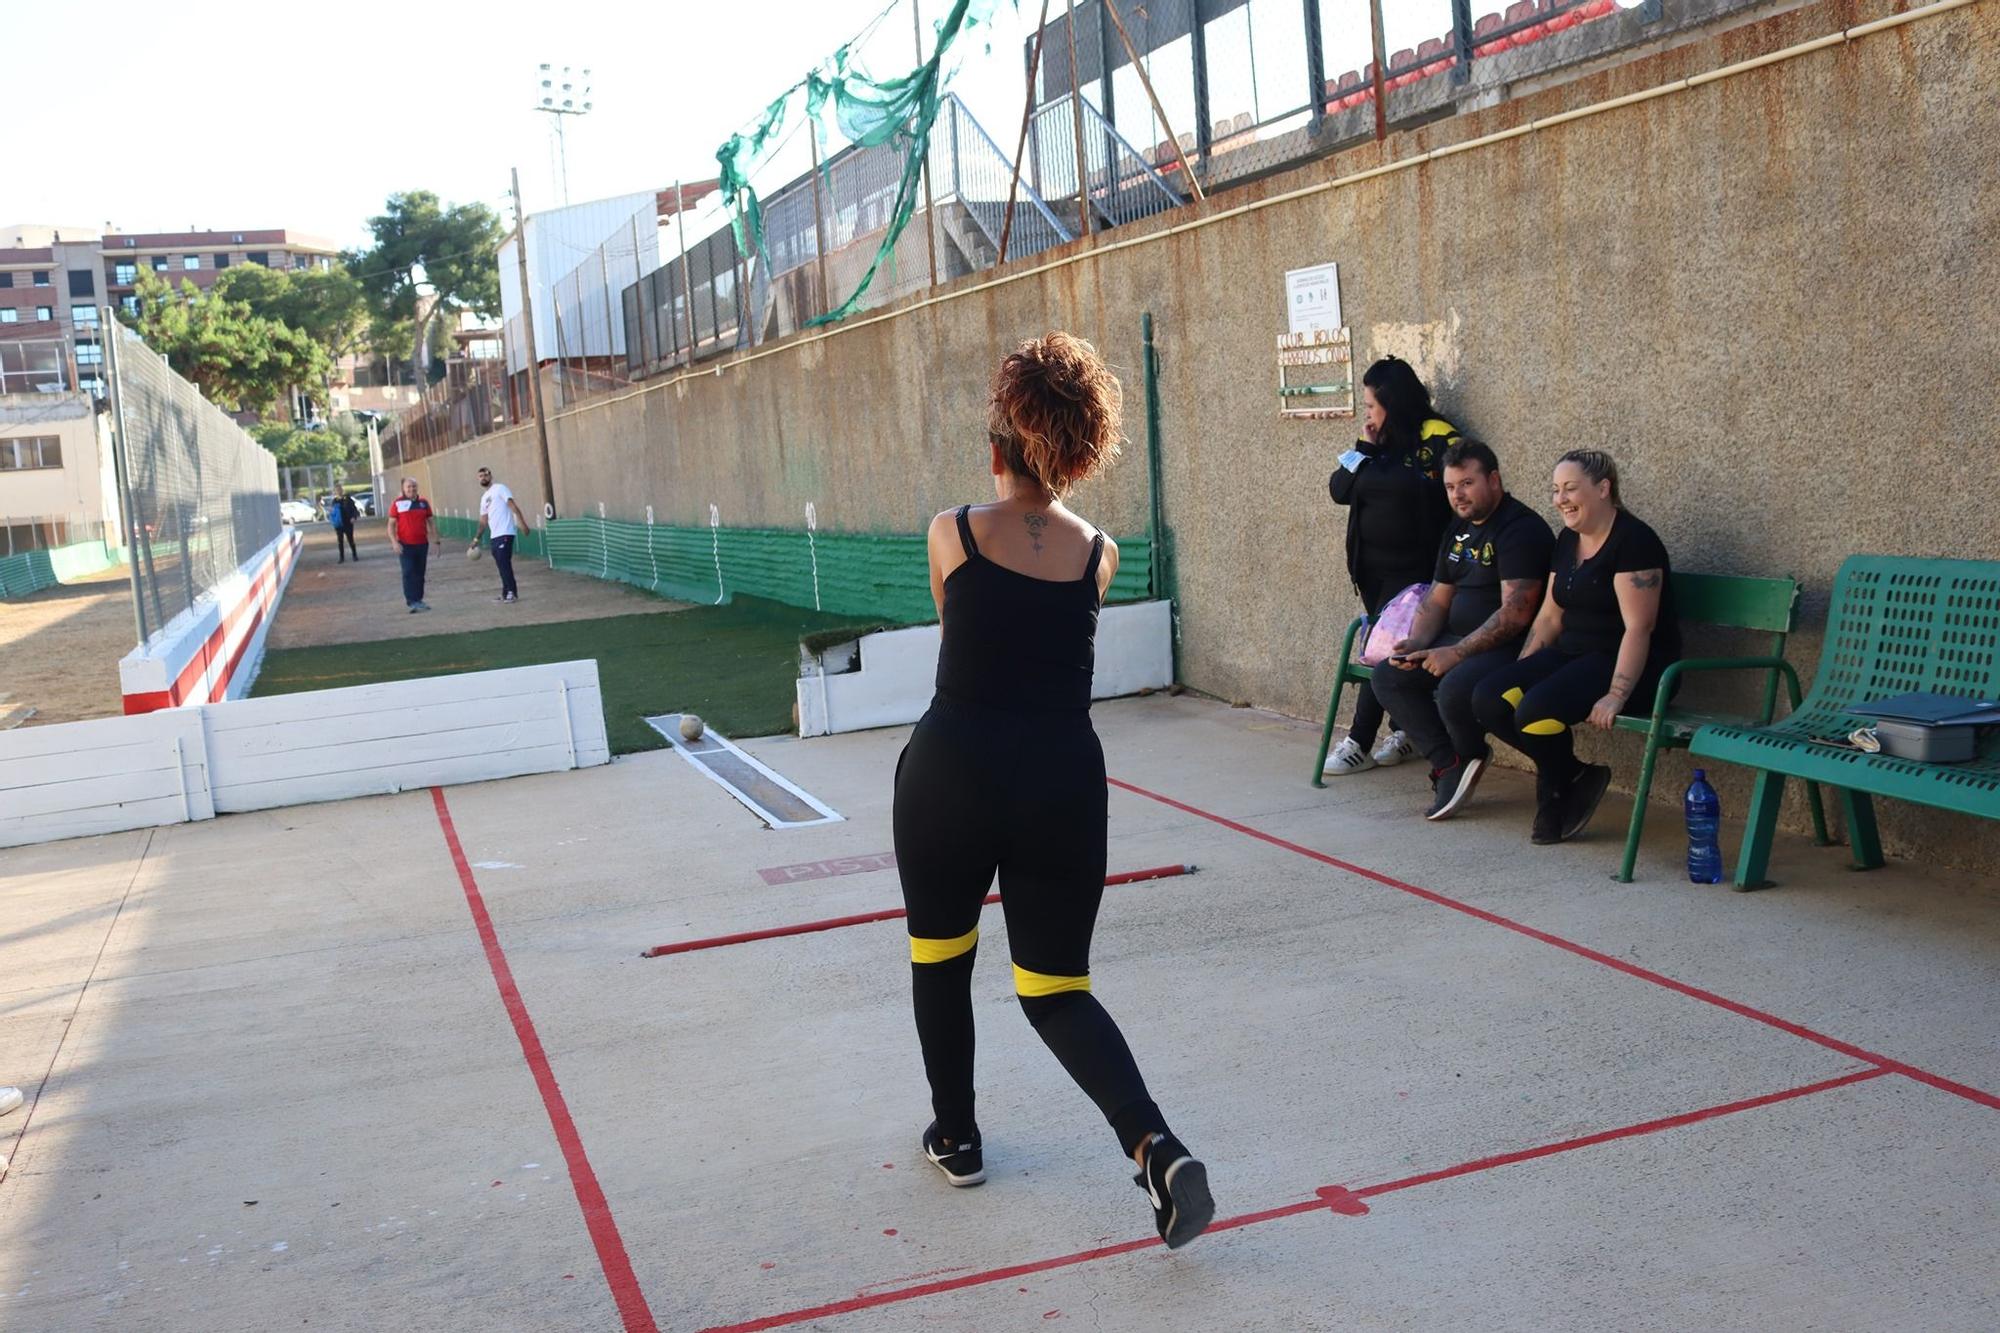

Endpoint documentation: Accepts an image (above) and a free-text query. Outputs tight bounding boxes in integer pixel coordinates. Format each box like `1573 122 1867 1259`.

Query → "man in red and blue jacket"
386 478 440 613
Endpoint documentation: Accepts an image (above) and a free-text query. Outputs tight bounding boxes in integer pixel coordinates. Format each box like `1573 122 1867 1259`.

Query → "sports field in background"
253 596 868 752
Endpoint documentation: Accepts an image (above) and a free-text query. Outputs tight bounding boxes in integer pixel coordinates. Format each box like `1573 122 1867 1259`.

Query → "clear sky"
8 0 1403 251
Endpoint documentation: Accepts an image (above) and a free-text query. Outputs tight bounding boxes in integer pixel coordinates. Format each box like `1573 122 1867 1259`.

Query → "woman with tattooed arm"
1471 450 1681 845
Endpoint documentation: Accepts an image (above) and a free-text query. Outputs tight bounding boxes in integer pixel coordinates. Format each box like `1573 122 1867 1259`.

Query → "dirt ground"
0 564 138 728
268 523 690 650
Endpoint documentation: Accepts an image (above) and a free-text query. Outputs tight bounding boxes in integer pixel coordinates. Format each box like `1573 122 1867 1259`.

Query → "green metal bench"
1310 571 1829 881
1690 555 2000 889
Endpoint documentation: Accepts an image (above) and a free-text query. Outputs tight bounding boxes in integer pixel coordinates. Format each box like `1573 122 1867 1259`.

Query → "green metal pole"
1141 312 1177 681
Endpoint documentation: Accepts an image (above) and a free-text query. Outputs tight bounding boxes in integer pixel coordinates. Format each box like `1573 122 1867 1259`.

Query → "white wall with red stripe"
118 529 302 713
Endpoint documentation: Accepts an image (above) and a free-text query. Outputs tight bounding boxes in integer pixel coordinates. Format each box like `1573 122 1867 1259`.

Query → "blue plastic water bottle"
1685 769 1723 884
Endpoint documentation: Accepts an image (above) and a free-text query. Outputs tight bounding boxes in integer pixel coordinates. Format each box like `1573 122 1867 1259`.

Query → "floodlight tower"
534 64 594 206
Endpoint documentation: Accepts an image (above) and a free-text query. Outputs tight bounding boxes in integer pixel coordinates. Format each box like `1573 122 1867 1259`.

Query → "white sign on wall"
1285 263 1342 336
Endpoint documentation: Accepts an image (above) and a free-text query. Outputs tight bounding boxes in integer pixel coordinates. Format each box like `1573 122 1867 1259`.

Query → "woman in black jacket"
1324 356 1457 776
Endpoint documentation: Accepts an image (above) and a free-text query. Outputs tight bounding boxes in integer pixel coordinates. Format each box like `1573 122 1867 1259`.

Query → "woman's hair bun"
988 332 1123 497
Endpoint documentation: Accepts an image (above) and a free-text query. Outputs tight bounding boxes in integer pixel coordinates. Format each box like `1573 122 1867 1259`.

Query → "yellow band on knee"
1502 686 1525 708
1013 964 1090 997
1521 718 1568 736
911 926 978 964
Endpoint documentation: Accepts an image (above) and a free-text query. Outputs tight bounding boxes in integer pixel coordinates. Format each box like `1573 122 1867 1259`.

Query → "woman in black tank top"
893 333 1214 1250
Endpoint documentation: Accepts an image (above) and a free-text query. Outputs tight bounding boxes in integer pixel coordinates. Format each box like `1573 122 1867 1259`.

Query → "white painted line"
645 714 843 829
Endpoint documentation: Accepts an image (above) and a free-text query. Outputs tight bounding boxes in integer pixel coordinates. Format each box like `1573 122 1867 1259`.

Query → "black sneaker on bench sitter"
922 1121 985 1187
1135 1132 1214 1249
1560 763 1614 841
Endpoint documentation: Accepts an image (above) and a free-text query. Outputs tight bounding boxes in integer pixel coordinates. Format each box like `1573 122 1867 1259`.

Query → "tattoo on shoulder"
1628 570 1662 589
1023 512 1048 555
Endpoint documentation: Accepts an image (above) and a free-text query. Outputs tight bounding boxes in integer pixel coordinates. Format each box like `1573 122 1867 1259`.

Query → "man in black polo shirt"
1371 439 1555 820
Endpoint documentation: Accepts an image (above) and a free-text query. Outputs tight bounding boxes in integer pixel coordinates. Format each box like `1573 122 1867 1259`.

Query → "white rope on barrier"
709 504 725 605
805 502 821 611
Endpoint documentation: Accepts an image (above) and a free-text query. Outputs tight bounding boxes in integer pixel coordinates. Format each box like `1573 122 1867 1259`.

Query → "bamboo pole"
1102 0 1205 201
1065 0 1091 237
999 0 1055 262
1369 0 1389 142
913 0 940 287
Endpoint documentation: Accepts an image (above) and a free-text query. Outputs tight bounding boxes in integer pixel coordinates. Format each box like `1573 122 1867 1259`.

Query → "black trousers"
492 535 517 596
333 525 357 560
1367 634 1517 770
893 695 1166 1157
398 542 429 606
1471 649 1668 791
1348 570 1428 749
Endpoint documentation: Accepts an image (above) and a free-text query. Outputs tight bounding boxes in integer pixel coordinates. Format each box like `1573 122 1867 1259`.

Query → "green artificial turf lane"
251 597 878 754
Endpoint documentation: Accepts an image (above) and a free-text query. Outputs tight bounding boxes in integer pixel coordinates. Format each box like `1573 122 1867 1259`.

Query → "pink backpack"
1358 582 1431 667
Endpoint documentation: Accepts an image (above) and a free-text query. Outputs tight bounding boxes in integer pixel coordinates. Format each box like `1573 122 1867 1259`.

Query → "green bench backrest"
1672 571 1800 633
1808 556 2000 709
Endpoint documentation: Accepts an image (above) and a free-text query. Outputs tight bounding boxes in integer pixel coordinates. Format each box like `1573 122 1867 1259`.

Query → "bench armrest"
1632 655 1805 734
1336 613 1369 672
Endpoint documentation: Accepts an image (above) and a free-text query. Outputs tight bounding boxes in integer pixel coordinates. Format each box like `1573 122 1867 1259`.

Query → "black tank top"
934 505 1104 712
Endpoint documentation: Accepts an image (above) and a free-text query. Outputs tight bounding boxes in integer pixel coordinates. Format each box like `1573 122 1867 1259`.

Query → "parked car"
279 500 317 525
350 491 376 517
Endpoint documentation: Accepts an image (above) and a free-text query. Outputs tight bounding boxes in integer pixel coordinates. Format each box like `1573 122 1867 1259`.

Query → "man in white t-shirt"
473 466 531 604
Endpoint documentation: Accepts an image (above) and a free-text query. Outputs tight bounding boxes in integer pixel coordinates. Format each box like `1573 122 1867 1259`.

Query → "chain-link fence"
391 0 1731 435
106 320 280 643
378 354 518 466
1030 0 1641 191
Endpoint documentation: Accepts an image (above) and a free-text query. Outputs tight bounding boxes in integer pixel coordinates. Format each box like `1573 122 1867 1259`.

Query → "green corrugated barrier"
435 515 548 560
468 515 1151 624
0 540 124 600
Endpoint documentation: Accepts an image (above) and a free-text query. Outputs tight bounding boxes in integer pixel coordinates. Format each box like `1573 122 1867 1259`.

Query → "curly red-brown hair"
988 332 1123 497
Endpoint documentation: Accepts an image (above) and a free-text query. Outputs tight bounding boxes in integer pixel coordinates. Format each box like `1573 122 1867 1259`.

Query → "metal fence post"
101 321 150 645
1451 0 1474 85
1304 0 1327 133
1189 0 1213 168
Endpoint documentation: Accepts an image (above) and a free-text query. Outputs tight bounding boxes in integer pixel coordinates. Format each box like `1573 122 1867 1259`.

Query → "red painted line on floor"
641 865 1196 958
1106 777 2000 1113
431 788 659 1333
698 1069 1884 1333
1356 1066 1889 1199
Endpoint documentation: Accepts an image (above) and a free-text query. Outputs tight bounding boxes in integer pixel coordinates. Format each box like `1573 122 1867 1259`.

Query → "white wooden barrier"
0 709 212 848
795 600 1174 737
0 661 608 849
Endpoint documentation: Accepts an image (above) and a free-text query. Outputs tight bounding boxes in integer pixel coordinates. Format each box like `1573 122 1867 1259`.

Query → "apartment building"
0 224 341 400
96 227 341 316
0 337 120 554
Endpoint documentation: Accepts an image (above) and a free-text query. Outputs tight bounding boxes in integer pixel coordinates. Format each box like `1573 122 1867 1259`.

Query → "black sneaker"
1531 794 1564 845
1560 764 1613 841
1134 1133 1214 1250
922 1122 985 1187
1425 755 1487 822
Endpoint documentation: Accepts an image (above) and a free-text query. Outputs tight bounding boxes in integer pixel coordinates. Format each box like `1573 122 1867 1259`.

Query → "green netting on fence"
0 540 125 600
435 516 549 560
531 515 1150 624
716 0 1003 326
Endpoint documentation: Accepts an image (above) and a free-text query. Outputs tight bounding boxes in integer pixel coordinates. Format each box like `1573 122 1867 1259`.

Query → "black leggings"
1471 649 1666 791
893 695 1165 1157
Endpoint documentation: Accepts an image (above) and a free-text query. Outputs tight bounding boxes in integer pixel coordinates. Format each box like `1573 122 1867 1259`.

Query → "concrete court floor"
1 694 1996 1332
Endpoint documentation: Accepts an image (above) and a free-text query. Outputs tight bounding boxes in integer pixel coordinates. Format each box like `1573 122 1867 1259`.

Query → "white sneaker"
1371 730 1416 767
0 1086 22 1117
1321 736 1376 776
